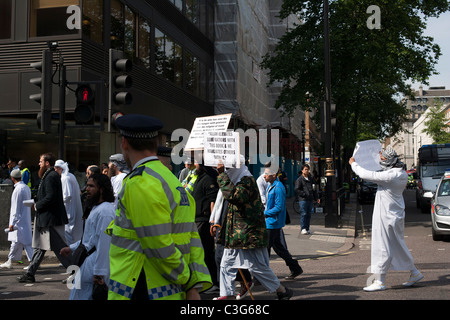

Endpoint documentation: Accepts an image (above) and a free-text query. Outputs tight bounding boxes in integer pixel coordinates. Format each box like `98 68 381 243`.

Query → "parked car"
430 173 450 241
357 180 377 204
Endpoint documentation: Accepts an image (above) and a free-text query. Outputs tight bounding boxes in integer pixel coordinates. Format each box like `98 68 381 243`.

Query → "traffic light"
30 50 53 133
330 103 336 130
109 49 132 108
74 84 95 125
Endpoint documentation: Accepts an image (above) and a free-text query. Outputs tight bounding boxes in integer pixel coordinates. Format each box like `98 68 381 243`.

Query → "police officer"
107 114 212 300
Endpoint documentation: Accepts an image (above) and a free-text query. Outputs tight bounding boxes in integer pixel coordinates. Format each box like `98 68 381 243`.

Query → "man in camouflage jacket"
216 171 267 250
214 162 293 300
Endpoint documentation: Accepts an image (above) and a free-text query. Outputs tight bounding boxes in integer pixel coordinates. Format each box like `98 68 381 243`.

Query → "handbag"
92 281 108 300
72 243 96 267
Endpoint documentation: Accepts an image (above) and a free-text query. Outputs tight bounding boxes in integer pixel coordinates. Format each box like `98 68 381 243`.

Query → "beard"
83 192 100 219
108 166 116 178
38 166 47 178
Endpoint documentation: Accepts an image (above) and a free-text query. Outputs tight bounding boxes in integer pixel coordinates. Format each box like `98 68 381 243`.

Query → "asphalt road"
0 189 448 305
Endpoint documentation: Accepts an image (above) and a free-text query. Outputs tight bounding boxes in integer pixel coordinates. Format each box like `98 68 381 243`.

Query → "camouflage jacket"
216 173 268 249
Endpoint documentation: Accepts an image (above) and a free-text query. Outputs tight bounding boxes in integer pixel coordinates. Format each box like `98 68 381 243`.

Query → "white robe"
8 181 32 246
69 201 115 300
61 172 83 245
351 162 416 274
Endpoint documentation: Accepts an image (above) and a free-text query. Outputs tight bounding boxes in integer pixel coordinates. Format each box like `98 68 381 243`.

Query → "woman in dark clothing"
191 164 219 291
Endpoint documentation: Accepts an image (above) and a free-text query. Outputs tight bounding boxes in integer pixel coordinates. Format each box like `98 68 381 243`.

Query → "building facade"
0 0 308 192
390 86 450 169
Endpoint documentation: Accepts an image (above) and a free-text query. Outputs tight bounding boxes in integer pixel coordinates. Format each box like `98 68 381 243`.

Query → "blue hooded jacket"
264 179 286 229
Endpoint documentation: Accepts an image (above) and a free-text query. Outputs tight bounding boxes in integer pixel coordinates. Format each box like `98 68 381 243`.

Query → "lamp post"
323 0 337 227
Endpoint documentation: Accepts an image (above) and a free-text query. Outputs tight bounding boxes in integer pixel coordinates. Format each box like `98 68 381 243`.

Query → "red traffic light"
75 85 94 103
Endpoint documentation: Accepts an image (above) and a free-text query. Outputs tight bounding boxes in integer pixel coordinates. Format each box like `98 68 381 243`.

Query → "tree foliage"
423 99 450 143
261 0 449 150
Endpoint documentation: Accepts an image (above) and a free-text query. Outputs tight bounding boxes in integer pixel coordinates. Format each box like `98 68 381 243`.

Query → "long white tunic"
8 181 32 246
351 162 416 274
61 172 83 245
69 201 115 300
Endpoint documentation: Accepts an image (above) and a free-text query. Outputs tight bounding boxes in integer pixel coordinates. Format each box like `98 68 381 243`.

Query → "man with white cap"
349 146 423 291
0 169 33 269
54 160 83 246
108 153 129 202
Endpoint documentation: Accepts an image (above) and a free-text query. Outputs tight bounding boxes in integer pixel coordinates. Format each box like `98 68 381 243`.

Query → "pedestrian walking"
18 152 70 283
108 153 129 203
214 157 293 300
107 114 212 300
60 173 116 300
55 160 83 246
263 163 303 280
18 160 31 188
256 170 269 207
295 164 319 234
349 146 423 292
0 169 33 269
190 162 219 292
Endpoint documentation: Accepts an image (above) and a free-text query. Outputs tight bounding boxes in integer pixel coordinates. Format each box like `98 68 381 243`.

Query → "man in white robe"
0 169 33 268
60 173 115 300
349 146 423 291
55 160 83 246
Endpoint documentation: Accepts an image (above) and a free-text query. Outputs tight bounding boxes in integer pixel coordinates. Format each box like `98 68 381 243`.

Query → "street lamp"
323 0 337 227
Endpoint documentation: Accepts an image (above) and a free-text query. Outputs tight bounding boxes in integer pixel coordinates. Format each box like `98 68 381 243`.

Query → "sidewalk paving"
280 194 357 262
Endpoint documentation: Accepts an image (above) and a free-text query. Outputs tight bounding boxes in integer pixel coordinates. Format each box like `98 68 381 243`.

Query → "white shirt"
8 181 32 245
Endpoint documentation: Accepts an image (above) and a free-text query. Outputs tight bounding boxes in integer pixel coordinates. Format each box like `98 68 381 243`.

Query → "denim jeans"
299 200 314 231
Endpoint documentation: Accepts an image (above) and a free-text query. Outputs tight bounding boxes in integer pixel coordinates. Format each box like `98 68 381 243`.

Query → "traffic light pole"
59 56 66 160
323 0 337 228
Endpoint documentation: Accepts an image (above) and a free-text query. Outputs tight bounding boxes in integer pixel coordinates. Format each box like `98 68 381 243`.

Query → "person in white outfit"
0 169 33 269
108 154 129 204
349 146 423 292
60 173 115 300
55 160 83 246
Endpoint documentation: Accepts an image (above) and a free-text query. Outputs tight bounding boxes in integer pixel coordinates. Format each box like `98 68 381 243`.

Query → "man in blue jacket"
263 163 303 280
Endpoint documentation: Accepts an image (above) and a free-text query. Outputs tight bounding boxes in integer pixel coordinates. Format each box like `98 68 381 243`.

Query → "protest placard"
203 131 240 168
352 139 382 171
184 114 232 150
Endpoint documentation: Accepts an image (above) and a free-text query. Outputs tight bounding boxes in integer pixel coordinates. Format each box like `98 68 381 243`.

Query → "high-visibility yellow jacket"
107 159 212 300
21 168 31 188
182 169 198 194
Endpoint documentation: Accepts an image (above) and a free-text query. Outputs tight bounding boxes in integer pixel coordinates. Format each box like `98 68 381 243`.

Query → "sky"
410 10 450 91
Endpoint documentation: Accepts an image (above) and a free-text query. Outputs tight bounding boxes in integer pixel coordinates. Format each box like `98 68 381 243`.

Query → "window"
0 0 12 40
30 0 79 37
185 50 199 96
82 0 103 43
186 0 198 25
138 16 151 69
155 28 182 86
110 0 136 59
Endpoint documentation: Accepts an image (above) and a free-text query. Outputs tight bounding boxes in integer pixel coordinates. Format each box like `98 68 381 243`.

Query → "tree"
261 0 449 152
423 99 450 143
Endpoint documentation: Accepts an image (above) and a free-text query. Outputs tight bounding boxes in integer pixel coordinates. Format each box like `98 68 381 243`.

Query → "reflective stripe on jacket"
108 159 212 300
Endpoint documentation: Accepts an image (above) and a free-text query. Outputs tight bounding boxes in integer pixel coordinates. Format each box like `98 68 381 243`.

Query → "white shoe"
301 229 308 235
402 272 424 287
363 280 386 292
0 260 13 269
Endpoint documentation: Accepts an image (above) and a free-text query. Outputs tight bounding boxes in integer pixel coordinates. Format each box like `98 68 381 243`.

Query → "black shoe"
277 287 293 300
17 273 35 283
285 268 303 280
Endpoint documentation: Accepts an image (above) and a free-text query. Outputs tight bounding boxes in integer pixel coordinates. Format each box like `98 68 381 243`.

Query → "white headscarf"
55 159 69 176
225 155 252 184
210 155 253 224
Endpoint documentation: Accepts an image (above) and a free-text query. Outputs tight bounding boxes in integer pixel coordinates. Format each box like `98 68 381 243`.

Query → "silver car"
430 174 450 241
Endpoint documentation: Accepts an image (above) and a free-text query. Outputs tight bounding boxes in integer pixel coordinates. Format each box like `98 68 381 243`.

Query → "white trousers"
220 247 280 297
8 241 33 262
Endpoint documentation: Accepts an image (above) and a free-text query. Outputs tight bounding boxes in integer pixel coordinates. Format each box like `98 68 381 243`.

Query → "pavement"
280 194 357 263
0 193 358 267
